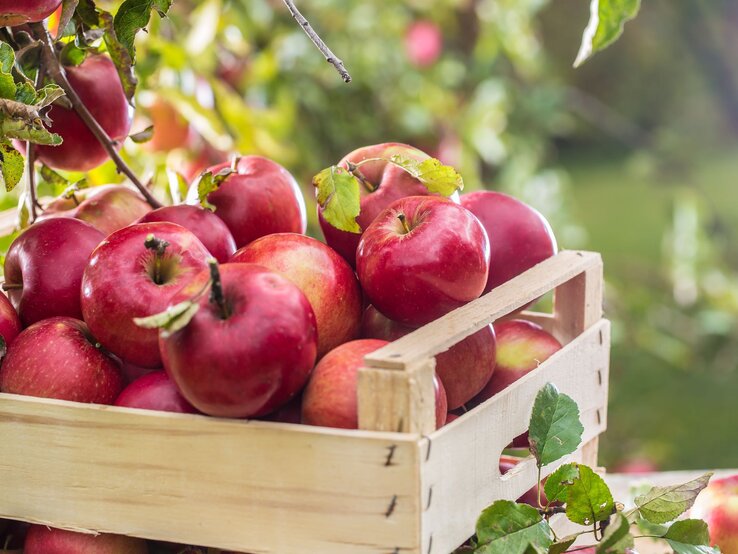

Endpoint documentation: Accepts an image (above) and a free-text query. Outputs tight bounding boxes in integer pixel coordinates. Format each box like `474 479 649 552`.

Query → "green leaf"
99 11 138 101
57 0 81 39
40 164 70 188
33 85 65 109
574 0 641 67
475 500 554 554
0 142 25 193
133 300 200 337
387 154 463 197
14 83 37 105
528 383 584 467
544 463 579 504
566 465 614 526
547 536 576 554
664 519 720 554
633 472 712 524
635 515 668 537
596 513 634 554
313 166 362 233
130 125 154 143
113 0 173 60
0 43 17 100
197 168 233 212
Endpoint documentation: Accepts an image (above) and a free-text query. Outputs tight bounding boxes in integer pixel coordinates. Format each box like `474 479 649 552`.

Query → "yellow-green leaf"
388 154 463 197
133 299 200 336
313 165 361 233
0 142 25 192
575 0 641 67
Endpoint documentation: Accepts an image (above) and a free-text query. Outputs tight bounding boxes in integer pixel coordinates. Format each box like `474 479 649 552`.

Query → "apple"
0 317 123 404
0 0 61 26
318 142 458 267
81 222 211 368
3 218 104 326
143 97 190 152
187 156 307 248
360 305 496 409
445 412 460 424
0 293 21 348
471 319 562 406
120 361 159 384
404 20 443 68
23 525 147 554
31 55 132 172
460 191 557 294
259 394 303 424
690 474 738 553
160 262 318 418
115 371 198 414
231 233 362 358
301 339 447 429
498 455 555 507
357 196 490 326
138 205 236 263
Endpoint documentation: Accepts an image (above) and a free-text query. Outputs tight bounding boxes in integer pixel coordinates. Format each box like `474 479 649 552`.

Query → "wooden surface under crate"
0 250 609 553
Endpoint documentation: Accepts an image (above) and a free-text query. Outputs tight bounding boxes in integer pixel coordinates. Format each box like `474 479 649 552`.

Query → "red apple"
231 233 361 357
405 20 443 67
23 526 147 554
302 339 447 429
138 205 236 263
460 191 557 294
143 97 190 152
81 222 211 368
115 371 197 414
3 218 104 326
498 455 552 507
471 319 562 405
361 305 496 409
357 196 489 326
120 361 159 384
187 156 306 248
445 412 460 424
0 0 61 26
0 293 21 347
0 317 123 403
318 142 458 268
690 474 738 553
32 55 132 172
259 394 303 424
160 263 318 418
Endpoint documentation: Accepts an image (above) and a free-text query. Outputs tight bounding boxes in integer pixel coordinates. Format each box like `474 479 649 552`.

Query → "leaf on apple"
565 464 614 526
663 519 720 554
313 165 362 233
133 299 200 337
546 536 576 554
197 168 234 212
528 383 584 468
474 500 554 554
632 472 713 524
543 463 579 504
595 513 633 554
0 142 25 193
130 125 155 144
387 154 463 197
574 0 641 67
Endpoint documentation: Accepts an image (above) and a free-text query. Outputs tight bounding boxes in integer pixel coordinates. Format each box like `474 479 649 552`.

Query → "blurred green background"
15 0 738 469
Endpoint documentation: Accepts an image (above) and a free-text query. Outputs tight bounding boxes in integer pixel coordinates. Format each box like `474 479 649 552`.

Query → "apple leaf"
0 142 25 193
664 519 720 554
114 0 173 61
130 125 154 144
475 500 554 554
528 383 584 468
0 42 17 100
565 464 614 526
197 168 234 212
544 463 579 504
57 0 81 39
313 165 362 233
387 154 463 197
33 85 65 109
547 536 576 554
633 472 713 524
595 513 633 554
133 299 200 337
574 0 641 67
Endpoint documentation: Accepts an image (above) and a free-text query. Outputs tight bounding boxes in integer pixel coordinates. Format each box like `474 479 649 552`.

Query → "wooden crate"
0 250 609 554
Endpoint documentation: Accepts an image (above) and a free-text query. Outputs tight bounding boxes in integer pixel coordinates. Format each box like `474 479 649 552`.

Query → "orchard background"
1 0 736 470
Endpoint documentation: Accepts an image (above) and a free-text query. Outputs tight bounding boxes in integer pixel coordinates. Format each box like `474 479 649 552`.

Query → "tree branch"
282 0 351 83
26 63 47 223
29 23 162 209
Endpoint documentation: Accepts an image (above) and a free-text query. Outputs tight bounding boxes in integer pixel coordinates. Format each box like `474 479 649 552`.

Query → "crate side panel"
0 398 421 554
420 320 610 554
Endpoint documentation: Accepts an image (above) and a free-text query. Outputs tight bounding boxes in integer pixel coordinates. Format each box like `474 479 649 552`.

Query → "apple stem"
1 283 22 291
144 234 170 285
397 213 411 234
208 259 231 320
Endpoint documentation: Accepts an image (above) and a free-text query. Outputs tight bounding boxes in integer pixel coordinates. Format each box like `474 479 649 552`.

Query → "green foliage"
114 0 173 60
565 464 614 526
386 155 464 196
543 463 579 504
632 472 713 524
595 513 633 553
197 167 233 212
313 166 361 234
664 520 720 554
133 298 200 336
575 0 641 67
0 142 24 192
528 383 584 468
475 501 553 554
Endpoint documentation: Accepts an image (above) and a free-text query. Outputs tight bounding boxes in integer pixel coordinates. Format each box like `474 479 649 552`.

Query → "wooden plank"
0 394 422 554
553 256 604 344
358 359 437 434
419 320 610 554
365 251 602 370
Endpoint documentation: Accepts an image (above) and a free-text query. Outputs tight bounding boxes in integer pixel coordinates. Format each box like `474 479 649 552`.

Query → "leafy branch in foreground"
457 383 718 554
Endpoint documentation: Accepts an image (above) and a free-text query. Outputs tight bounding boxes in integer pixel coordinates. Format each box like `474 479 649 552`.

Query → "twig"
29 23 162 209
282 0 351 83
26 63 47 223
